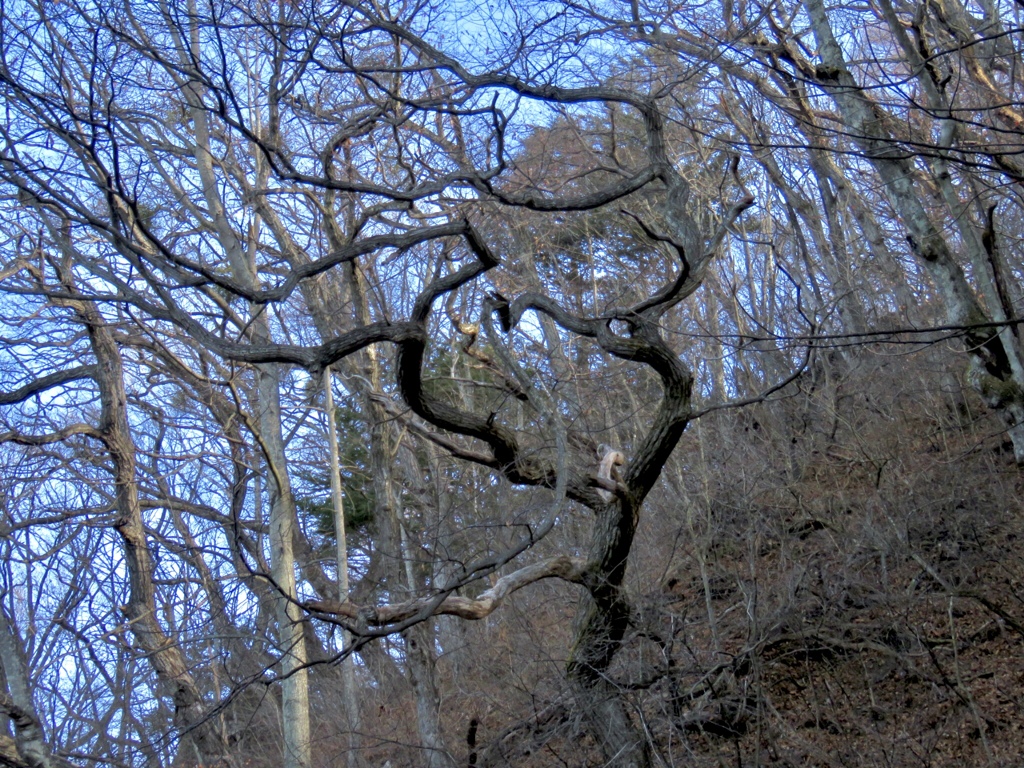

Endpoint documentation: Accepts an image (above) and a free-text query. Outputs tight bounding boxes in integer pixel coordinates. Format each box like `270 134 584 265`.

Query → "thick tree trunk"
405 623 453 768
567 496 649 768
0 608 53 768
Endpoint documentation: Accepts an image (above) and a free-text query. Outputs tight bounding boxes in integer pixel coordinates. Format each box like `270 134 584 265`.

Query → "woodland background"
0 0 1023 766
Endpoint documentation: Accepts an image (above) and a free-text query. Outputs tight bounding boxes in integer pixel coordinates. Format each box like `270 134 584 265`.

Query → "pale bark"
255 370 312 768
404 623 453 768
875 0 1024 449
308 556 586 623
0 608 52 768
804 0 1024 461
175 19 312 757
324 367 364 768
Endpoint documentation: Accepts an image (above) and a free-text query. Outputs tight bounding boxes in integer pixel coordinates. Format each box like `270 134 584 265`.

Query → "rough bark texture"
384 160 746 763
0 610 52 768
68 287 230 766
803 0 1024 462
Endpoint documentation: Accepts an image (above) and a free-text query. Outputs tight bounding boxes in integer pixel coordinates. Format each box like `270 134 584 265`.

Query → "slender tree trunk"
61 280 230 766
324 367 364 768
805 0 1024 461
184 73 313 765
367 405 455 768
257 366 313 768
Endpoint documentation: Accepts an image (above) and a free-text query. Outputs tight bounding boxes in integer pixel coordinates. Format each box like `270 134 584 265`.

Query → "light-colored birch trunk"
324 367 364 768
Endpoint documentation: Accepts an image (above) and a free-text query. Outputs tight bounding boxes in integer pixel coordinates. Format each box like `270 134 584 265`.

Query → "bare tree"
5 1 1023 768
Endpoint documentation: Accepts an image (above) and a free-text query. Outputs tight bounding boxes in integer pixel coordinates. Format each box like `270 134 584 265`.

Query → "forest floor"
632 354 1024 768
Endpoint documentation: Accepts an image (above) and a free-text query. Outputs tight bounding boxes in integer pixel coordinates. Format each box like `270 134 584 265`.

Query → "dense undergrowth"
340 344 1024 767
